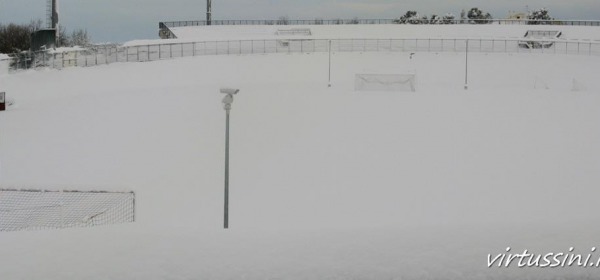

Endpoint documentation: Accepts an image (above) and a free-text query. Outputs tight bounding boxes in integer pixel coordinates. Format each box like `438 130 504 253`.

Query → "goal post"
355 73 416 92
0 188 135 231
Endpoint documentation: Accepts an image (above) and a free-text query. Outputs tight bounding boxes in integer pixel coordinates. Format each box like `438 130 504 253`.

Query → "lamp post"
221 88 239 229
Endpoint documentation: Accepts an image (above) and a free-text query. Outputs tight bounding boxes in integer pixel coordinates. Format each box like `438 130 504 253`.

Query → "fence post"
328 40 332 87
464 39 469 90
428 38 431 52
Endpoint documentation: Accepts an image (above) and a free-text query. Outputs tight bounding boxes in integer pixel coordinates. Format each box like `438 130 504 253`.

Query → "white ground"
1 25 600 279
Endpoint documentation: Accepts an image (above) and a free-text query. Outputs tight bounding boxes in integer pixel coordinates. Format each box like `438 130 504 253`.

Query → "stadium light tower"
221 87 239 229
207 0 212 25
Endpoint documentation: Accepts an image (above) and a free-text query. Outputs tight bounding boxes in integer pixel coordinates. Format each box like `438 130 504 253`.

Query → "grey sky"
1 0 599 43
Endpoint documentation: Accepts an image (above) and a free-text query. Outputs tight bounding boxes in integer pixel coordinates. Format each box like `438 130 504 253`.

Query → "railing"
7 38 600 72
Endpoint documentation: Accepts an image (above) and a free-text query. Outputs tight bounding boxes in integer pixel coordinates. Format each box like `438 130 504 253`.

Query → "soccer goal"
354 73 416 92
0 188 135 232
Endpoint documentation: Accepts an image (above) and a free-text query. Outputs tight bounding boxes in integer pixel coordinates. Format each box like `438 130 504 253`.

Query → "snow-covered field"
1 25 600 279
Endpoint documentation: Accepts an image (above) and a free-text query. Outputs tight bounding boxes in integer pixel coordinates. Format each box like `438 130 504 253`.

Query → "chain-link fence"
0 189 135 231
6 38 600 72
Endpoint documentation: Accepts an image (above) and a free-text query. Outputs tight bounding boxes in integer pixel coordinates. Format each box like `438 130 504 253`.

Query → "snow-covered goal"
0 189 135 231
355 73 416 92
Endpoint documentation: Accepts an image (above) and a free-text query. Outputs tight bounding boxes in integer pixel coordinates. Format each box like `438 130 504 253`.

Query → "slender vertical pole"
207 0 212 26
52 0 59 46
464 39 469 90
224 109 230 229
328 40 332 87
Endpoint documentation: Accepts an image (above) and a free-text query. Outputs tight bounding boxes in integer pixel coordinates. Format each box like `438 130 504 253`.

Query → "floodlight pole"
221 89 236 229
464 39 469 90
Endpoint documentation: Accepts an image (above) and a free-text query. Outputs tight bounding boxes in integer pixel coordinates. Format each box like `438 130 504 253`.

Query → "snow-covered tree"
528 8 553 25
395 11 426 24
430 15 442 24
443 13 456 24
467 7 492 24
70 29 91 47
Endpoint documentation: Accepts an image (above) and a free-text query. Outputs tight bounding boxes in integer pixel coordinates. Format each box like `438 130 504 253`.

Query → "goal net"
0 189 135 232
355 73 416 92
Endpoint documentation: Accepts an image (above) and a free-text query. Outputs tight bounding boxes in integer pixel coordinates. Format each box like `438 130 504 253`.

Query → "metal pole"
328 40 332 87
224 109 230 229
207 0 212 26
464 39 469 90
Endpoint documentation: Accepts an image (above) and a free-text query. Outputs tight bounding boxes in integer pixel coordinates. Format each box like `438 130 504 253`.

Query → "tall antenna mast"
48 0 59 46
207 0 212 25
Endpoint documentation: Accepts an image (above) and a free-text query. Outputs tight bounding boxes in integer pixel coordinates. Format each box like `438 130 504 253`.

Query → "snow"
0 55 9 76
125 24 600 46
48 46 85 54
1 24 600 279
171 24 600 41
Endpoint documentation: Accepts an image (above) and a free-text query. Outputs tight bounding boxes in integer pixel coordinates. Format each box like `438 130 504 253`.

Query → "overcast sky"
1 0 599 43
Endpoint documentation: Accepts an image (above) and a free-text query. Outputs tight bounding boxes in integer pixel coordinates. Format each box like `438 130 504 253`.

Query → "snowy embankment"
125 24 600 46
1 26 600 279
